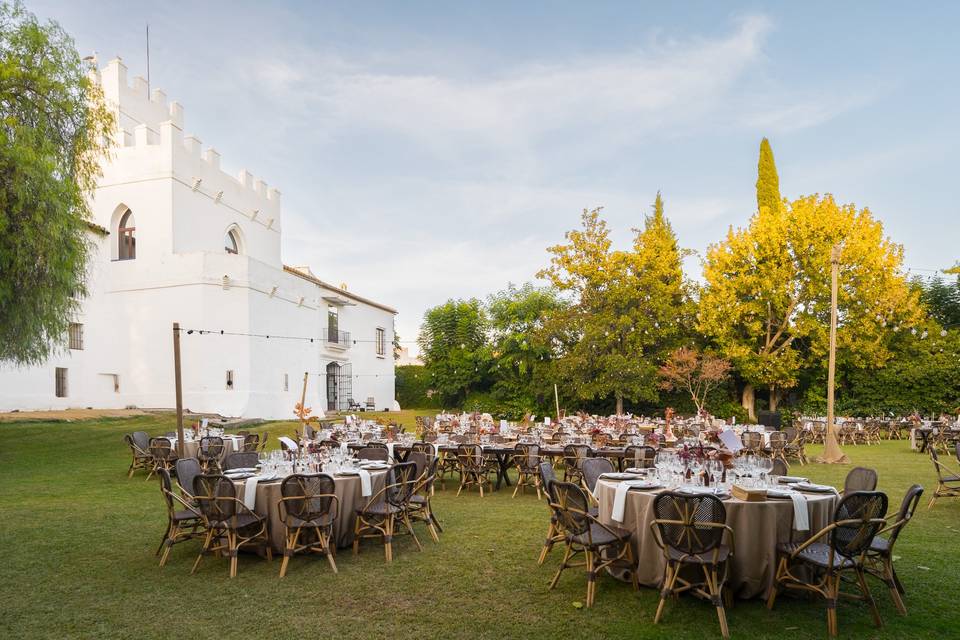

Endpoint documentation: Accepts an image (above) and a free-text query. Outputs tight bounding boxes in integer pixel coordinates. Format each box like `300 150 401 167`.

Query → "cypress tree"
756 137 781 215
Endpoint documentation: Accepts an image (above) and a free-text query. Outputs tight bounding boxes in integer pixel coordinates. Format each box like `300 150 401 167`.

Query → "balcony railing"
326 328 352 348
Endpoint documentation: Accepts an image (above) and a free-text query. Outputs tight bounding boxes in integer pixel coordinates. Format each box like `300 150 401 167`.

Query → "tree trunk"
769 385 778 412
741 384 756 422
615 393 624 416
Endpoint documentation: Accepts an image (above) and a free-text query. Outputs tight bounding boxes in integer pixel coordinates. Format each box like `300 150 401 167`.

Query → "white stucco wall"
0 58 396 420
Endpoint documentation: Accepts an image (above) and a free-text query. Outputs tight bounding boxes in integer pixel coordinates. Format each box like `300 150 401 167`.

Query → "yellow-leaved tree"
699 194 923 419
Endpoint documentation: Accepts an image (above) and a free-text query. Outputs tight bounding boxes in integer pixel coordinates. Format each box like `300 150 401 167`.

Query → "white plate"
791 482 834 493
600 472 645 481
626 480 662 490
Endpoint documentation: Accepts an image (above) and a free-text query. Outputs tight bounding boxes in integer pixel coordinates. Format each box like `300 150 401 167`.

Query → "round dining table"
233 469 389 551
594 479 837 599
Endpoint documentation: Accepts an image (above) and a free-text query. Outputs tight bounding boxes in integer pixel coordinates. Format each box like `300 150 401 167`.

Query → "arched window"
224 228 241 255
118 209 136 260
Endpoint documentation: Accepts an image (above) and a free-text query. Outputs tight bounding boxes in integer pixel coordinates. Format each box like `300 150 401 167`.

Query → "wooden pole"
173 322 185 458
819 245 848 464
554 384 561 422
299 371 309 415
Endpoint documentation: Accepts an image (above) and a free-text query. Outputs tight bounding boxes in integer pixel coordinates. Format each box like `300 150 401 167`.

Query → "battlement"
93 57 281 210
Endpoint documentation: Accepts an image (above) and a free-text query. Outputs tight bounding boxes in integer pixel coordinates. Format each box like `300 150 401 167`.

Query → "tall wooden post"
819 245 848 464
173 322 185 458
554 384 561 422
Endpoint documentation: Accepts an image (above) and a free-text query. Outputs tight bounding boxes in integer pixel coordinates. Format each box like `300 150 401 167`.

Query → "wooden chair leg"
191 529 215 574
826 574 839 637
384 516 393 563
584 549 595 607
538 521 556 566
549 544 573 590
280 527 300 577
856 568 883 628
654 563 677 624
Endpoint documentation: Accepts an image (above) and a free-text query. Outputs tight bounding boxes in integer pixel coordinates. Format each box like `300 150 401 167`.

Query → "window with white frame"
283 373 289 391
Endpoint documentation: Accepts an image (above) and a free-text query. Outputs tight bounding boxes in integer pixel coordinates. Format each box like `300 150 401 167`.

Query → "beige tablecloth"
234 470 388 551
176 437 240 461
595 480 836 599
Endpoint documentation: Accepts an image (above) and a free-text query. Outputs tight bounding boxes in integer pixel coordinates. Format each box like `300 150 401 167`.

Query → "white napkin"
719 428 743 453
386 443 397 462
611 480 651 522
278 436 298 451
357 469 372 497
243 475 262 510
789 492 809 531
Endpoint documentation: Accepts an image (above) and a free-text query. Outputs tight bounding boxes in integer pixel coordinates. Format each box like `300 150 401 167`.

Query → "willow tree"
0 2 113 364
699 193 923 418
540 198 688 414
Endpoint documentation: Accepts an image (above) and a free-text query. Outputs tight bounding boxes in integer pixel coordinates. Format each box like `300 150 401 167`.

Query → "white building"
0 58 397 419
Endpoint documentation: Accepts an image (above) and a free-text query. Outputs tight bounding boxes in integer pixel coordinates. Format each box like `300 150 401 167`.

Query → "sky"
30 1 960 353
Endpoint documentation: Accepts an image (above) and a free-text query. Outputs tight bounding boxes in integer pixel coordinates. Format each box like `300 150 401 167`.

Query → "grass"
0 414 957 639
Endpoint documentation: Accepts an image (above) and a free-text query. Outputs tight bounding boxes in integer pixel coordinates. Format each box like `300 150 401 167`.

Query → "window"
226 370 235 390
224 228 240 255
327 305 339 342
55 368 68 398
68 323 84 350
375 327 385 357
283 373 289 392
118 209 136 260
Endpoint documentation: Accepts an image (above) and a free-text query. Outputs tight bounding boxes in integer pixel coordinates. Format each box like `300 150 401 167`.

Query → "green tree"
0 2 113 364
416 298 491 406
487 283 566 415
918 275 960 328
539 200 689 414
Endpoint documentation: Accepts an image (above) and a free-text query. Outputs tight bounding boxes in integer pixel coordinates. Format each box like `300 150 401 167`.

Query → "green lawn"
0 415 957 639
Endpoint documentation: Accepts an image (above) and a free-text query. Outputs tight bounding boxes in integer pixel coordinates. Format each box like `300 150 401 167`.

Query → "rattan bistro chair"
407 455 442 542
771 458 789 477
174 458 203 503
741 431 763 455
581 457 614 496
766 431 789 468
767 491 889 638
562 444 593 485
357 447 390 462
353 462 422 562
651 492 735 639
191 474 272 578
242 433 260 452
927 445 960 509
197 436 225 473
278 473 339 576
223 451 260 471
842 466 878 494
547 481 638 607
456 444 494 497
147 437 178 481
538 462 564 566
156 468 204 568
623 445 657 470
512 443 542 499
784 427 808 465
864 484 923 614
125 432 153 478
